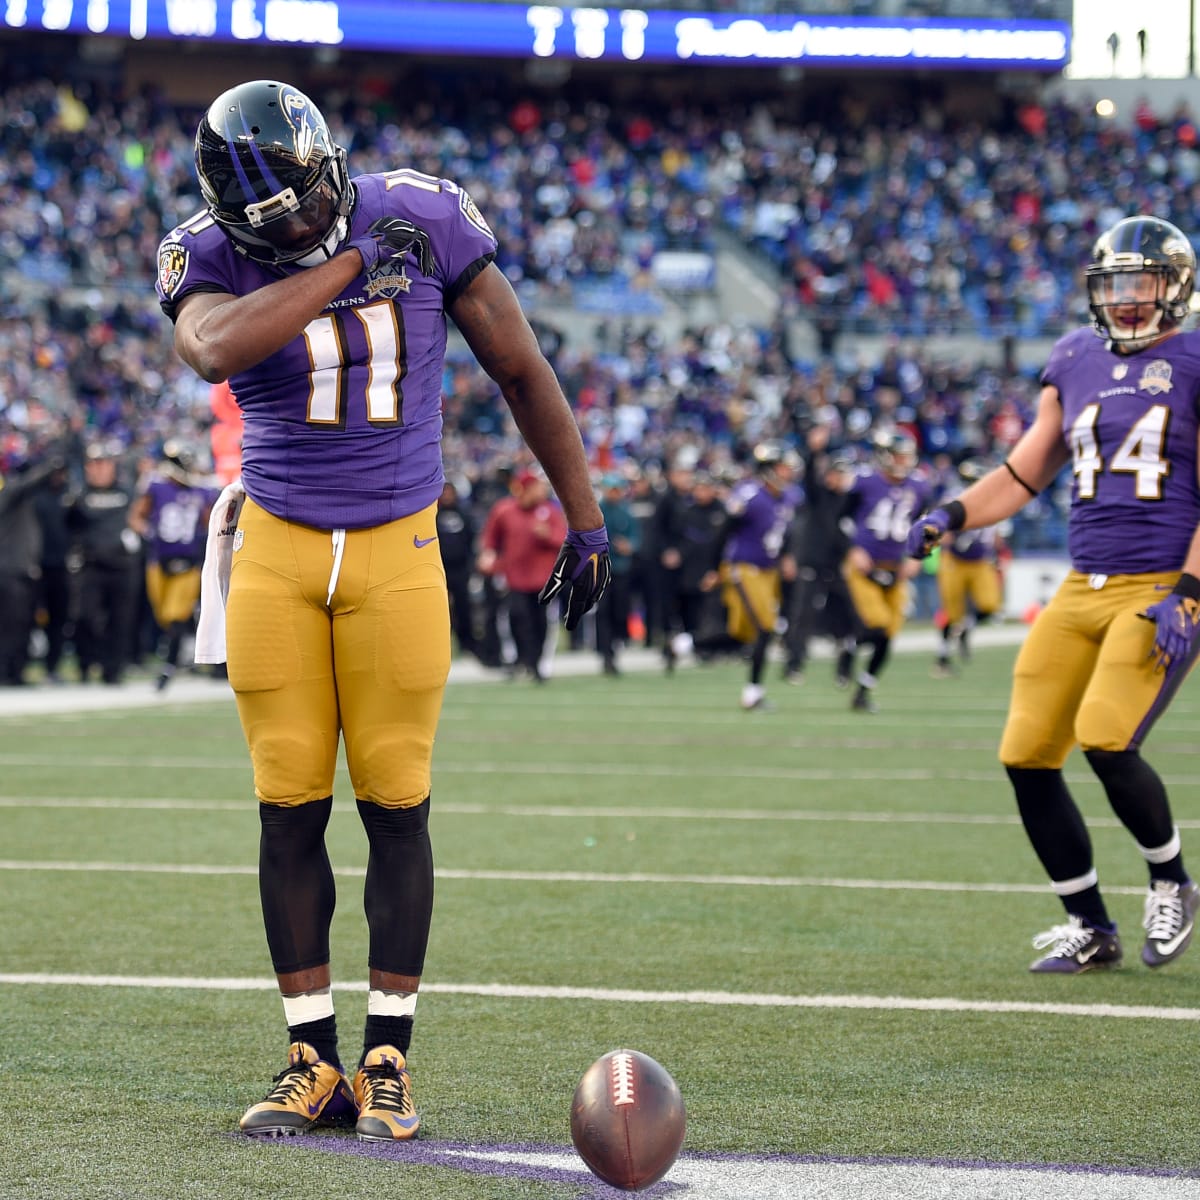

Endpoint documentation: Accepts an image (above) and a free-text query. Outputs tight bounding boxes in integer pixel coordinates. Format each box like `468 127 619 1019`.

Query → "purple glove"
348 216 435 275
1140 575 1200 671
538 526 612 632
905 508 953 560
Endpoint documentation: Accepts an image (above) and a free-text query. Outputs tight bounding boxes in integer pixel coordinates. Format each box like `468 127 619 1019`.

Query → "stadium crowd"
0 60 1185 683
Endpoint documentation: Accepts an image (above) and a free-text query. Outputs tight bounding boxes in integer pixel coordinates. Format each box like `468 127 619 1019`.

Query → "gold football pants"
999 570 1186 768
843 564 908 637
225 497 450 808
145 563 202 628
937 555 1001 627
721 563 780 644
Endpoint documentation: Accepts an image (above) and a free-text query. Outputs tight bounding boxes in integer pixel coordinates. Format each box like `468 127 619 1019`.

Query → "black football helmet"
872 429 917 479
195 80 353 266
1086 215 1196 353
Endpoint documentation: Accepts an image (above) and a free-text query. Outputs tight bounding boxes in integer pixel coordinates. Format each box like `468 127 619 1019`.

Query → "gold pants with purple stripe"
226 497 450 808
999 570 1192 768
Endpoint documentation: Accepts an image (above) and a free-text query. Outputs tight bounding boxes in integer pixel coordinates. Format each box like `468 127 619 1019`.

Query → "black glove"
538 526 612 632
349 217 435 275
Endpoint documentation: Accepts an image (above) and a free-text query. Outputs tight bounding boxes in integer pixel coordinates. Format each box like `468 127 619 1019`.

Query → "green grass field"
5 635 1200 1199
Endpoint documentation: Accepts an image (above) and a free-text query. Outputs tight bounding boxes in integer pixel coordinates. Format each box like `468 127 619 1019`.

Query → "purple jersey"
1043 327 1200 574
849 469 932 562
156 171 498 529
947 526 998 562
141 476 220 564
723 481 800 568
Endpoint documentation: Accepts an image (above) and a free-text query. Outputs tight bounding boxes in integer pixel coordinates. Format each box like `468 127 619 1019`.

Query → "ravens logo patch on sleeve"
158 242 190 299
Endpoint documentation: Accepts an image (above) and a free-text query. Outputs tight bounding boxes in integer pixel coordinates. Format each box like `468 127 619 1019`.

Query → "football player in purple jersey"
908 215 1200 975
719 440 802 711
841 429 932 712
931 457 1004 678
128 440 220 692
155 80 609 1140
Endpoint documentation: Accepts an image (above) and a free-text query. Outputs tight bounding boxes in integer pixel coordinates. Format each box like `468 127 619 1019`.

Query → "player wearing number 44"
907 215 1200 976
154 80 609 1139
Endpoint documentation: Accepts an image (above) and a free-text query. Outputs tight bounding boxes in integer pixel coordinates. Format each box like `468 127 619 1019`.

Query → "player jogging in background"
907 214 1200 975
720 440 801 711
931 456 1004 678
155 79 608 1140
841 429 931 712
129 440 219 692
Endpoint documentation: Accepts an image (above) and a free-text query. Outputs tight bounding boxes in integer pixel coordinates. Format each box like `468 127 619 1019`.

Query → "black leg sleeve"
358 797 434 978
258 797 336 974
1006 766 1094 884
1084 749 1175 852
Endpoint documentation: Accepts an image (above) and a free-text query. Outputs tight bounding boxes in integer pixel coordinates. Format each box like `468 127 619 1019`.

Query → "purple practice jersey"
849 469 932 562
155 170 498 529
1043 327 1200 575
141 476 220 564
723 480 801 568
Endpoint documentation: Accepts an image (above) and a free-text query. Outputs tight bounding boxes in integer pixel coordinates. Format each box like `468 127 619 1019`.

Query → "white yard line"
4 754 1200 788
0 970 1197 1023
0 856 1154 897
6 794 1200 835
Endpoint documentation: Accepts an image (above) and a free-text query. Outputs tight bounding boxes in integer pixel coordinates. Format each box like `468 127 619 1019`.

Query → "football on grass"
570 1048 686 1191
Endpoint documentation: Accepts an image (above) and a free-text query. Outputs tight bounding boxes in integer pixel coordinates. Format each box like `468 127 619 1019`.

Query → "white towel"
194 479 246 664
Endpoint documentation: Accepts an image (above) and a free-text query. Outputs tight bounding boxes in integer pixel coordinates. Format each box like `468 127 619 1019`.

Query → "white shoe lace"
1143 882 1184 941
1031 916 1092 957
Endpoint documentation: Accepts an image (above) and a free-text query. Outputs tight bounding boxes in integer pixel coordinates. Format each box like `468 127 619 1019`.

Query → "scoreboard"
2 0 1071 70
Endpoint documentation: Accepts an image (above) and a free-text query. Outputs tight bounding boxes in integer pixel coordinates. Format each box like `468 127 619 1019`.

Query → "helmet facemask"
210 150 351 266
1087 264 1182 353
1086 216 1196 354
